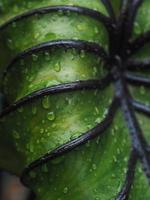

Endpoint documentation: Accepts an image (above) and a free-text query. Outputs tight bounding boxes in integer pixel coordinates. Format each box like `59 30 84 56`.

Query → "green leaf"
0 1 150 200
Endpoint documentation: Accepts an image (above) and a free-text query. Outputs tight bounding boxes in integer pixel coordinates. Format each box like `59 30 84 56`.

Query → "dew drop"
30 171 36 178
12 22 17 28
40 128 44 134
77 24 84 31
95 106 99 114
44 51 51 61
63 187 68 194
42 96 50 109
18 107 23 113
32 106 37 115
113 155 117 163
32 54 38 62
80 50 85 58
54 62 61 72
95 117 101 124
94 26 99 34
140 86 146 95
13 130 20 139
7 39 13 49
47 112 55 121
92 163 97 170
42 164 48 173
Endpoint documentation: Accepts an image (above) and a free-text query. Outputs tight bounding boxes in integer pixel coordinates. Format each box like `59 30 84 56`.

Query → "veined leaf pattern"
0 0 149 199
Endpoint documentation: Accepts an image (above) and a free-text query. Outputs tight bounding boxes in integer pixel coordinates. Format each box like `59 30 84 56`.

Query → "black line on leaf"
116 150 137 200
0 75 112 117
2 40 108 86
126 0 143 38
101 0 116 20
0 0 149 198
128 30 150 56
113 66 150 183
0 5 114 32
21 98 119 186
127 59 150 71
126 72 150 86
132 100 150 116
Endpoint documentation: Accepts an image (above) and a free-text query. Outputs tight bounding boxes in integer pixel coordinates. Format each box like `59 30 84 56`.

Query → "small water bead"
30 171 36 178
111 173 116 178
80 50 86 58
58 9 64 16
123 167 127 174
66 10 71 16
94 26 99 34
47 112 55 121
36 139 40 144
117 148 121 155
42 120 45 124
103 109 108 118
95 117 101 124
140 86 146 95
96 137 100 144
92 163 97 170
87 124 92 129
7 39 13 48
34 32 40 39
20 59 25 66
54 62 61 72
13 3 21 12
124 156 128 162
45 32 57 40
32 106 37 115
18 107 24 113
86 141 91 148
13 130 20 139
94 107 100 115
134 21 142 35
41 164 48 173
44 51 51 61
40 128 44 134
27 143 34 153
63 187 68 194
111 129 115 136
12 22 17 28
46 80 61 87
24 67 29 74
47 132 51 137
32 54 38 62
113 155 117 163
114 125 119 131
77 24 84 31
42 96 50 109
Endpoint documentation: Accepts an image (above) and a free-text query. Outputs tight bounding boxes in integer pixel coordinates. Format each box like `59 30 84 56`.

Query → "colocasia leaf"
0 0 149 199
